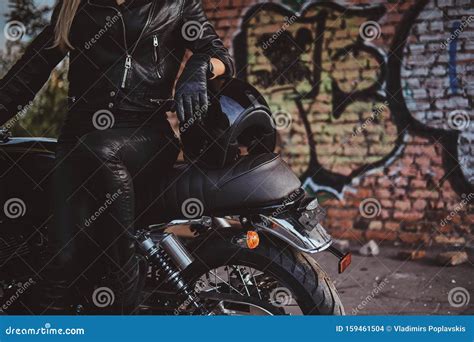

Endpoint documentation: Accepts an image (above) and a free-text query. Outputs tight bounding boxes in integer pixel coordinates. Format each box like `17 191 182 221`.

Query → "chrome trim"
148 216 213 231
158 233 194 271
213 217 232 229
0 137 57 144
254 214 332 254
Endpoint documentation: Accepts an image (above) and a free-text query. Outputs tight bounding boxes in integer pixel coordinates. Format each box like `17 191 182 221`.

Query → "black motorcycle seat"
144 153 301 219
0 138 301 222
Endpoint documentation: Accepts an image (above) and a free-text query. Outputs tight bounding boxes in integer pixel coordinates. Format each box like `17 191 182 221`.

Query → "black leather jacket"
0 0 234 125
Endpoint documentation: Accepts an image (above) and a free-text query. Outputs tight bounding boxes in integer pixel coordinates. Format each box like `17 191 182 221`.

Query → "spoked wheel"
142 231 344 315
193 265 303 315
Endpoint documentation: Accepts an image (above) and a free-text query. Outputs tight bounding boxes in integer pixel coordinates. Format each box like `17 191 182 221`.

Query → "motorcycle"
0 83 351 315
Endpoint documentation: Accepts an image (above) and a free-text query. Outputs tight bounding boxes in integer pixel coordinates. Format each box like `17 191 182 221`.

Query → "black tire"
183 230 344 315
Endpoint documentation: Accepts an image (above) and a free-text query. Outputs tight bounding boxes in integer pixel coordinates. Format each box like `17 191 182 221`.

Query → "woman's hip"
56 112 179 168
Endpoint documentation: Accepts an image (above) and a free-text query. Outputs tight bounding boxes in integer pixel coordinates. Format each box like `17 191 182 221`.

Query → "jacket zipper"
153 35 162 78
122 54 132 88
87 0 157 89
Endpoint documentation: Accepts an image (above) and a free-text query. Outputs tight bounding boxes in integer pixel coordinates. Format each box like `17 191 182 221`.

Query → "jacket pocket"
152 35 163 79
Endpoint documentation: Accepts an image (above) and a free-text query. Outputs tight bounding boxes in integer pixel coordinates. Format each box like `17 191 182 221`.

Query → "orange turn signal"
246 231 260 249
338 252 352 273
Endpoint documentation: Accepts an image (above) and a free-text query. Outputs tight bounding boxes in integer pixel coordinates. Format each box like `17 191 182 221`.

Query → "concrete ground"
312 243 474 315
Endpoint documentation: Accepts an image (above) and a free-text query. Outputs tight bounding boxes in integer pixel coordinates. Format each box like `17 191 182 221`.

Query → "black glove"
174 53 213 124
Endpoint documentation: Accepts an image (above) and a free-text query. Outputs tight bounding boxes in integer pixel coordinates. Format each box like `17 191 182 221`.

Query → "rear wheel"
144 231 344 315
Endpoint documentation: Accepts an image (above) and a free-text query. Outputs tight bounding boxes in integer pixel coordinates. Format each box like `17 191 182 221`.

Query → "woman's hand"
174 54 212 124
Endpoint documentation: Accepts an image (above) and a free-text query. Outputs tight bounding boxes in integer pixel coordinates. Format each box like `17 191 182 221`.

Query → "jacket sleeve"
181 0 235 78
0 1 67 127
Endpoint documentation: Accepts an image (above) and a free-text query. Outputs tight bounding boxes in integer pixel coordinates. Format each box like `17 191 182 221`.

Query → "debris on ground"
359 240 380 256
333 239 350 252
314 245 474 315
437 251 468 266
397 249 426 260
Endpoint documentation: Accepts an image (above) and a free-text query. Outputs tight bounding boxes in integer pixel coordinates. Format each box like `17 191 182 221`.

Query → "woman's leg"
70 124 179 314
37 141 101 314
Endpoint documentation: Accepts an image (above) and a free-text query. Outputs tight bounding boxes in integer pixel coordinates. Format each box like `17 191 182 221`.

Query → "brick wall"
203 0 473 246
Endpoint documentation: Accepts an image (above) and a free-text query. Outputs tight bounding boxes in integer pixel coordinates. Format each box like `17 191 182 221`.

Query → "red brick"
375 189 392 199
384 221 400 230
413 199 427 211
399 232 429 244
380 199 394 208
365 230 397 241
332 229 363 241
410 179 427 188
327 208 358 219
395 200 411 211
410 190 439 200
394 211 424 222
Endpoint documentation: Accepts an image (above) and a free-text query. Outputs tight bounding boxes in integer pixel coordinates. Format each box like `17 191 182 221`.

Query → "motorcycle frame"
142 191 350 274
144 192 332 255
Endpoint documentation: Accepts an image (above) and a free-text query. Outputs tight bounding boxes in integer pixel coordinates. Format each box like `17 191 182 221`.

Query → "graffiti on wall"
389 0 473 187
233 0 473 198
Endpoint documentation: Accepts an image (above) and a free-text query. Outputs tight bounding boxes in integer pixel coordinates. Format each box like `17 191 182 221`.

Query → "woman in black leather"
0 0 233 314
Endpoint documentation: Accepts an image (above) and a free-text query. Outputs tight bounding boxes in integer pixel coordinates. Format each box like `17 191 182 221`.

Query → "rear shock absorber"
136 232 209 315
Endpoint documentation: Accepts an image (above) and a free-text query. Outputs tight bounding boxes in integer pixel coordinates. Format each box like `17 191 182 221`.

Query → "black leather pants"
39 111 180 314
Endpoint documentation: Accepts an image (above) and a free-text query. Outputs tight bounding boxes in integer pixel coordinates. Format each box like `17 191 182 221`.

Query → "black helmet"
180 78 276 169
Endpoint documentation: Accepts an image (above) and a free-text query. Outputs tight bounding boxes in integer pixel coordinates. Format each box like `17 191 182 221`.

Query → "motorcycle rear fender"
160 208 350 273
252 215 332 254
157 198 332 254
